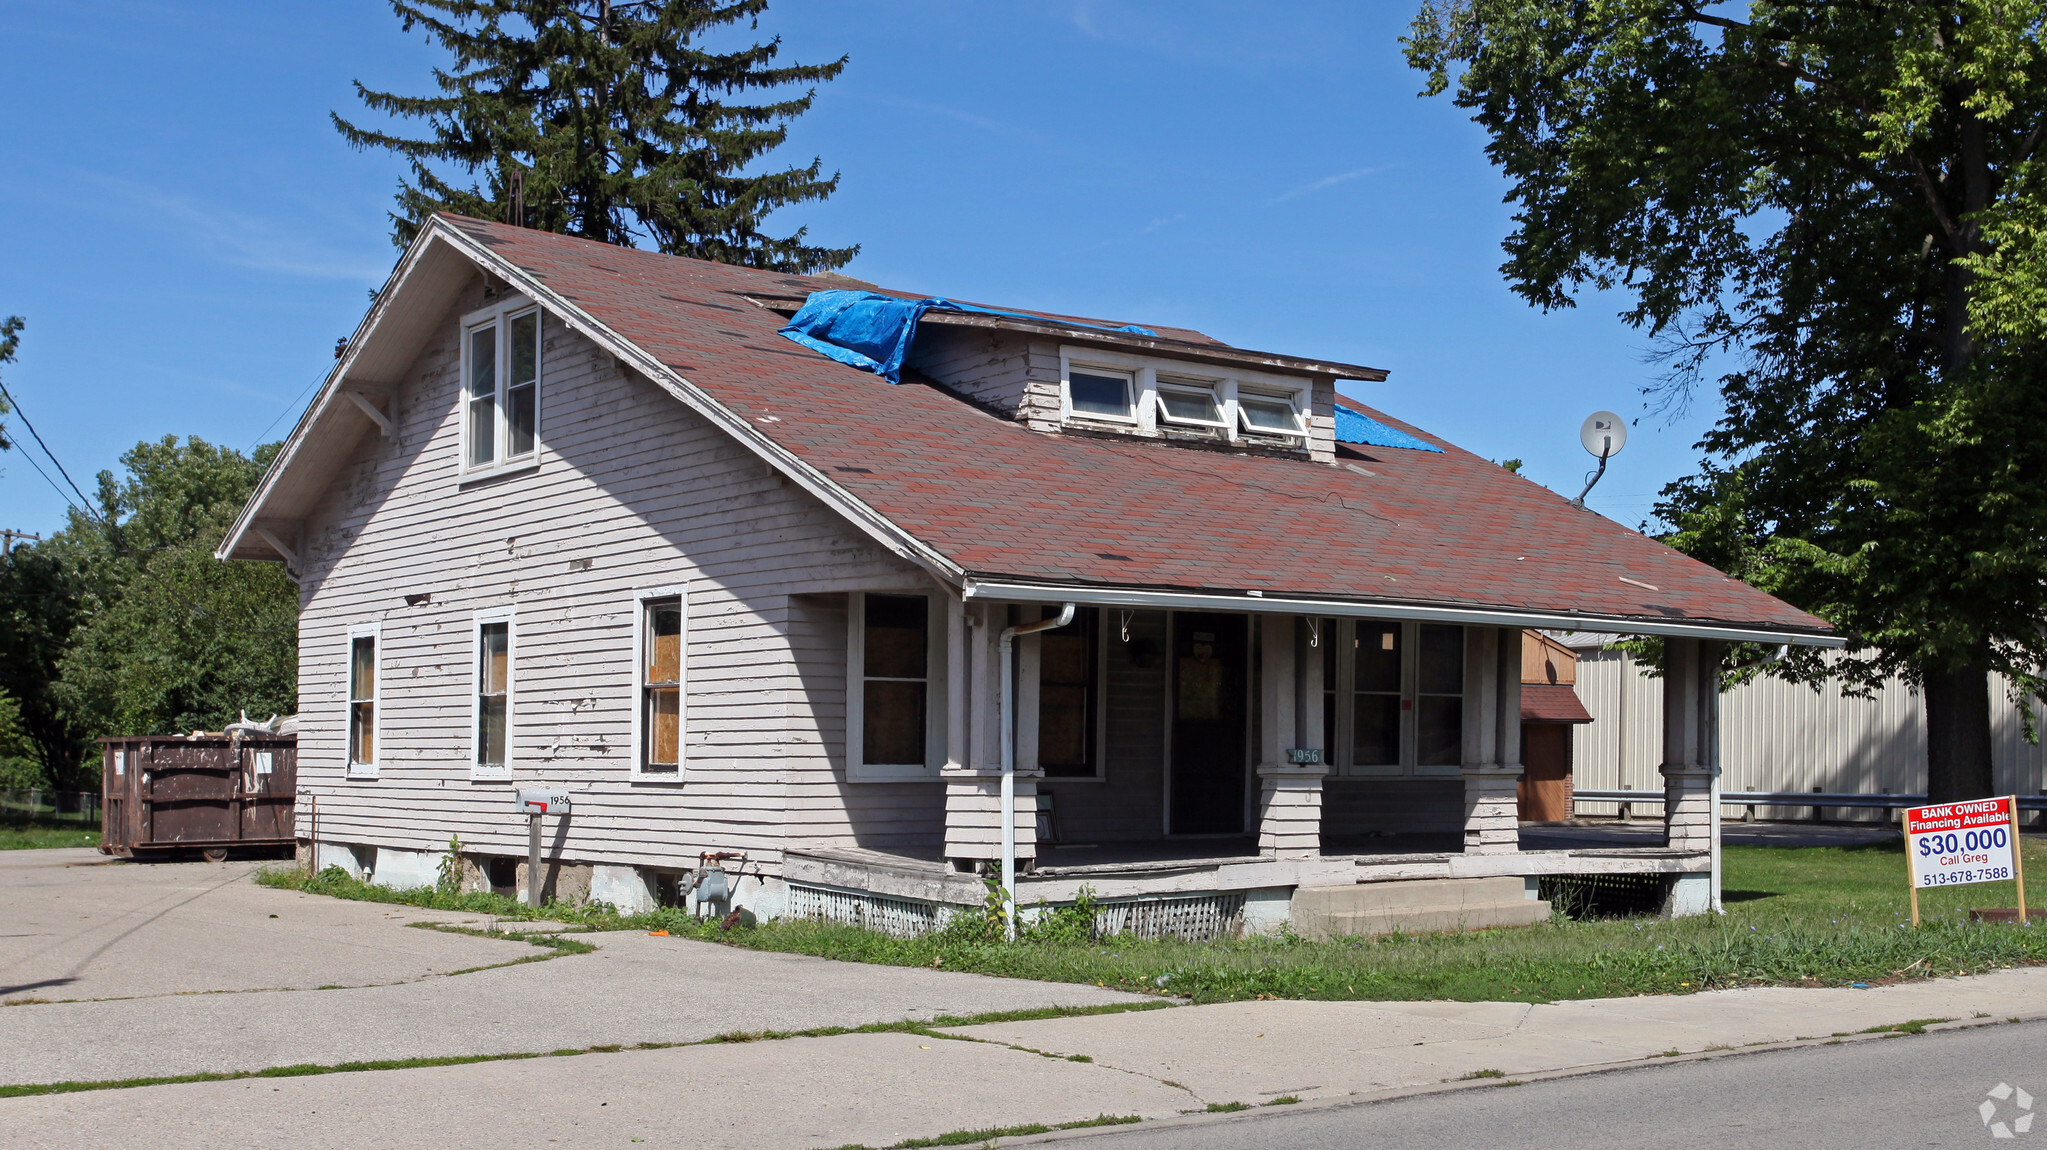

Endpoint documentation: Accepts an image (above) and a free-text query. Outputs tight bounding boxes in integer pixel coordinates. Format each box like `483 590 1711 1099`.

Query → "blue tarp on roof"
1334 404 1442 453
779 290 1156 383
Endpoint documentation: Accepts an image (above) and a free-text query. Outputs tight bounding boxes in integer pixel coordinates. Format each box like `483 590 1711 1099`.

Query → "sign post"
516 790 571 909
1902 795 2022 927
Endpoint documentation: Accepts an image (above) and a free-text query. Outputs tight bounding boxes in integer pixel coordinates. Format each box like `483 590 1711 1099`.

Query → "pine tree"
336 0 855 272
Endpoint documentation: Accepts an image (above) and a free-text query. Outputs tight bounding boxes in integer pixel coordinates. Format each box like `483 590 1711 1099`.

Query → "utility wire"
0 380 296 637
247 367 331 453
0 380 96 513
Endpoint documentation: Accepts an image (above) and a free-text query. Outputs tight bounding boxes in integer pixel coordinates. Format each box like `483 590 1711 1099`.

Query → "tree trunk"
1924 658 1996 803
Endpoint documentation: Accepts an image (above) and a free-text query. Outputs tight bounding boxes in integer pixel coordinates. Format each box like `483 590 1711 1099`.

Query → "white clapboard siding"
1573 647 2047 819
294 279 944 871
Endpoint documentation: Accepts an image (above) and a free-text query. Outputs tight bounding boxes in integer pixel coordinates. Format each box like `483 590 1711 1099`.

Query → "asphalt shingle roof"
446 215 1829 637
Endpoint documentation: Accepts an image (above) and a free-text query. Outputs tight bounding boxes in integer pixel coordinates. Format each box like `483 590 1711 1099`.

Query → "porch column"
1461 627 1524 854
1661 637 1724 913
1257 615 1324 858
943 603 1037 867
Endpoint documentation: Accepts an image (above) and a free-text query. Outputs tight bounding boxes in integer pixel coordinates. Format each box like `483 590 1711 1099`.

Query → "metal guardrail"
1574 789 2047 822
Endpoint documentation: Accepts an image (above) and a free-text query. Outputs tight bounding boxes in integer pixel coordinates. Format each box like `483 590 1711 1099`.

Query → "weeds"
260 841 2047 1006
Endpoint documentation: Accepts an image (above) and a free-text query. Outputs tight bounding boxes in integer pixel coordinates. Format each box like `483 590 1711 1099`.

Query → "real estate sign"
1901 796 2026 925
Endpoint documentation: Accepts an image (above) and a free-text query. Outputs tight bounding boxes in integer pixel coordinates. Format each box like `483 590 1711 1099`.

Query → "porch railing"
1572 788 2047 823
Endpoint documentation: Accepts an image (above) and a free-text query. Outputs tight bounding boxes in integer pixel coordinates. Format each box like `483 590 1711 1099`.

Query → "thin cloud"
840 91 1059 147
1268 167 1385 205
1062 212 1191 256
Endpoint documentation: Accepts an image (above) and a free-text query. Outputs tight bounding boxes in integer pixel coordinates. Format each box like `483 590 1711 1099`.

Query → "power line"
0 380 96 513
248 366 331 452
0 381 295 637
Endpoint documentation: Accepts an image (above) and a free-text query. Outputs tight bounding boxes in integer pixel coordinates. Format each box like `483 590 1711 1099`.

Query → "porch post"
1660 637 1724 913
1461 627 1523 854
1257 615 1324 858
943 602 1036 868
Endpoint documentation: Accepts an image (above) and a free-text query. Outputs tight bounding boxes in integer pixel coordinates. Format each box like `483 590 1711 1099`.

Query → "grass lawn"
0 819 100 851
259 835 2047 1004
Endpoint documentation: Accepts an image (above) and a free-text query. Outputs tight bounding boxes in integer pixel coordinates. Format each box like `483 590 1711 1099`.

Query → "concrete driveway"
0 848 533 1001
0 850 1146 1086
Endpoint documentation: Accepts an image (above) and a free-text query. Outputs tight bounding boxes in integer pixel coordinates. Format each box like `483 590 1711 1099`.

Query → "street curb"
967 1010 2045 1147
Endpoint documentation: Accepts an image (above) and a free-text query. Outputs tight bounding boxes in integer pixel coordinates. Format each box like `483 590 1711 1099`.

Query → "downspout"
999 602 1075 941
1709 643 1787 913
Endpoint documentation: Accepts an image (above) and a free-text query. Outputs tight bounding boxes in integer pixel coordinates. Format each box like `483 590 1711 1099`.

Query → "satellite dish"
1571 411 1627 508
1580 411 1627 459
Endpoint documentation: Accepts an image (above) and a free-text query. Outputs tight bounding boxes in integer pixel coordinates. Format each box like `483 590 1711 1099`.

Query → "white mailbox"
516 790 572 815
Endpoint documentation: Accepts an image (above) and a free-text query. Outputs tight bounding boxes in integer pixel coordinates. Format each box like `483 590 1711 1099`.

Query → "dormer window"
1066 369 1136 422
1156 380 1226 428
1057 345 1313 449
1237 389 1306 438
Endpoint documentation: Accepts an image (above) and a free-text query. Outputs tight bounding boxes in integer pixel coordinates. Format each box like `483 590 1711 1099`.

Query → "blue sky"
0 1 1721 539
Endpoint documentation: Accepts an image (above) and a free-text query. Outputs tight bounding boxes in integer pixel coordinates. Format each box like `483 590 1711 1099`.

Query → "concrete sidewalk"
8 966 2047 1150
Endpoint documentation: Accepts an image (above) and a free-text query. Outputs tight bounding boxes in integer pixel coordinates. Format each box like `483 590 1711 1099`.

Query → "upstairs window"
1237 388 1306 437
1066 369 1135 422
463 303 541 475
1058 346 1310 444
1156 380 1225 429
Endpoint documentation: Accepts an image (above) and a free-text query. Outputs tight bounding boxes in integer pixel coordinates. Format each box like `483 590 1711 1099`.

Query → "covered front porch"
813 591 1736 937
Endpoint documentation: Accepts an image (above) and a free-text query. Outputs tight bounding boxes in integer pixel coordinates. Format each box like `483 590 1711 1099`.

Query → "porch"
824 595 1732 937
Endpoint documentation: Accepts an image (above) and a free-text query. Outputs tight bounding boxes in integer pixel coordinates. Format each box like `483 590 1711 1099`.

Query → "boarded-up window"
477 621 509 767
348 635 376 766
1038 607 1098 778
862 594 928 767
1416 624 1464 767
642 597 683 772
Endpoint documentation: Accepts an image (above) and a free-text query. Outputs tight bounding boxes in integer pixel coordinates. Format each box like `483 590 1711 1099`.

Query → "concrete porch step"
1290 877 1550 941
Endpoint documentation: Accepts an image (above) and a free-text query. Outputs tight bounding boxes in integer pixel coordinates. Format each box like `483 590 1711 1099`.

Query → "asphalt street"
1070 1017 2047 1150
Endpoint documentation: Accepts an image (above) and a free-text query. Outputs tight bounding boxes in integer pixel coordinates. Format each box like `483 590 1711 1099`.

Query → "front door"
1169 612 1249 835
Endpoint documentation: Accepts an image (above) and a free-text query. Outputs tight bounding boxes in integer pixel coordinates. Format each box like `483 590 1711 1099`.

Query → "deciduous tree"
1407 1 2047 801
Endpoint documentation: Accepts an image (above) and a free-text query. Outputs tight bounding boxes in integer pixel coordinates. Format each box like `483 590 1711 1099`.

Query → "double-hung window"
347 624 380 777
472 611 513 778
633 587 686 779
1414 624 1465 768
848 592 943 779
1321 620 1465 777
462 302 541 476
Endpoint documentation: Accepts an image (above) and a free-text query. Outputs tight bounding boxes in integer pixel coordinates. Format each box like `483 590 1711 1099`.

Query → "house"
218 214 1839 936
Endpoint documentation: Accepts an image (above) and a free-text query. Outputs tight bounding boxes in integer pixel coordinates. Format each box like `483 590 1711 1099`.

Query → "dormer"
901 324 1364 464
764 288 1386 465
1052 346 1327 460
